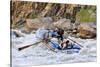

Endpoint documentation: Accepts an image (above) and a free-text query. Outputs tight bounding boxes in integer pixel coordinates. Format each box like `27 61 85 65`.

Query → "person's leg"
50 41 61 50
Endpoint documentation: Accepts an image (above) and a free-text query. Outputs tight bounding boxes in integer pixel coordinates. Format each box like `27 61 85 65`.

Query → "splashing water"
11 30 96 67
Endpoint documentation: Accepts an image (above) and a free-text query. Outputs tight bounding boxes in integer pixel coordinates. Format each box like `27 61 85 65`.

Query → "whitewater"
11 30 96 67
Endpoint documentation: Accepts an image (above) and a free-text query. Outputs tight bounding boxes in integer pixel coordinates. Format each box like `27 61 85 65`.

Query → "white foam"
11 31 97 67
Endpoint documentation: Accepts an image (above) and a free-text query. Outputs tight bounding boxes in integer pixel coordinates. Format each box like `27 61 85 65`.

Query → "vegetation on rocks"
76 6 96 22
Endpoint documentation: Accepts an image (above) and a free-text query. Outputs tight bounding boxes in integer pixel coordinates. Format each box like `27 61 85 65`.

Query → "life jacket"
49 30 58 38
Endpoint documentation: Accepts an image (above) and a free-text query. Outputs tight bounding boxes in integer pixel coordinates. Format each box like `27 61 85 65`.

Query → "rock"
11 29 26 37
53 18 72 31
24 17 53 32
77 22 96 39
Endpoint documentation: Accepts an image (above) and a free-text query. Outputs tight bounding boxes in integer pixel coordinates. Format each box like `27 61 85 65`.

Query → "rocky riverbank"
12 17 96 39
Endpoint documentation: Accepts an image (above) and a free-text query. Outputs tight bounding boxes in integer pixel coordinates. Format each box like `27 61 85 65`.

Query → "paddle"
18 39 57 53
18 40 43 51
67 37 83 47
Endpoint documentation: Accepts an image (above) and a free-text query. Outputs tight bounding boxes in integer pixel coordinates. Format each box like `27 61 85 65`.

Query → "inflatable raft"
50 40 81 54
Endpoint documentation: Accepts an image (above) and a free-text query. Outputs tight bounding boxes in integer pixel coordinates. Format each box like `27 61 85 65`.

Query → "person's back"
57 28 64 41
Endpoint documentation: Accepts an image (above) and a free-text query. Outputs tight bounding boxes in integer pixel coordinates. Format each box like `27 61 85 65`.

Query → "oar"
18 40 57 53
67 37 83 47
43 42 57 53
18 40 43 51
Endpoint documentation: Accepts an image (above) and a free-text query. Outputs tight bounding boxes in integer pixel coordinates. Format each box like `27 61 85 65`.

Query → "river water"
11 31 96 67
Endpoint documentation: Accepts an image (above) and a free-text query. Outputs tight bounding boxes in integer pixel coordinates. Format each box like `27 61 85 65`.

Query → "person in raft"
48 28 81 50
35 27 81 50
43 27 70 50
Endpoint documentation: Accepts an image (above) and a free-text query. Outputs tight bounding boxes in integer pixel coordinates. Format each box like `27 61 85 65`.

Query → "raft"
49 40 81 53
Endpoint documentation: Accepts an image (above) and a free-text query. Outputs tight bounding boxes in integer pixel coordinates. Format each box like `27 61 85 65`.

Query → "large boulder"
77 22 96 39
53 18 72 31
24 17 53 32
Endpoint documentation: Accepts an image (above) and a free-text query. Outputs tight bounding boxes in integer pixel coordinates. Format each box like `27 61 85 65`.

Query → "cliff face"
11 1 96 24
10 1 82 26
10 1 96 28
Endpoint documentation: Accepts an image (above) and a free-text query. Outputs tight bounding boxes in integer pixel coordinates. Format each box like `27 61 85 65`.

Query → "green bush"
76 7 96 22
